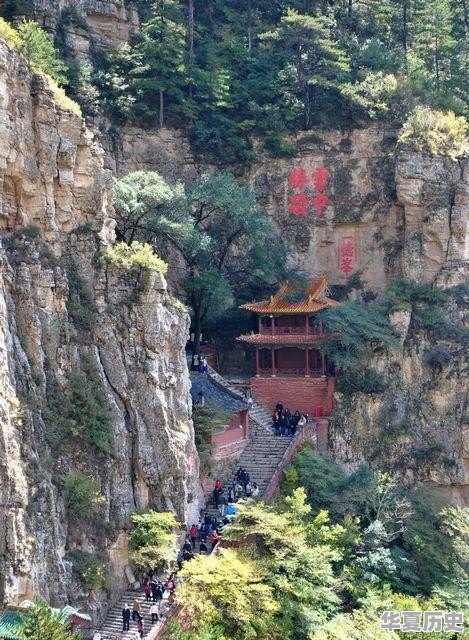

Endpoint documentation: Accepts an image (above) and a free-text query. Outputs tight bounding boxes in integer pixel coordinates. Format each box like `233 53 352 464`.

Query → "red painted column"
255 348 260 376
305 315 309 335
271 315 275 336
313 349 317 372
305 348 310 377
271 347 276 376
258 315 262 334
321 352 325 376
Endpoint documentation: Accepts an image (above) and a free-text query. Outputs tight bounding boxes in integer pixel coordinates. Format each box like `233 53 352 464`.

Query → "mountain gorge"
0 0 467 636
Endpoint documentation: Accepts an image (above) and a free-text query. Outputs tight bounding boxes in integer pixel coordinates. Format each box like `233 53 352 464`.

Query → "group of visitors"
178 513 223 569
191 353 208 373
271 401 307 437
120 573 176 636
212 471 259 512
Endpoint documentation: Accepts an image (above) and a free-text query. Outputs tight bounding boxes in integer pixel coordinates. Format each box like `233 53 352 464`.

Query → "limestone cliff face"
0 41 199 617
23 1 139 52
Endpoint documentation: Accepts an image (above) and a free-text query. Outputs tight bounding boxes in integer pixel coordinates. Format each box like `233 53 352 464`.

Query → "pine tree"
130 0 188 126
261 10 351 128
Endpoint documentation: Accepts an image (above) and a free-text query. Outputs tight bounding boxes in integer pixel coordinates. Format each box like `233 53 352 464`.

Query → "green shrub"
0 17 19 46
66 262 95 330
336 368 387 395
45 355 113 453
423 345 452 370
104 241 168 273
399 107 468 159
387 278 449 331
66 550 109 590
62 471 103 520
192 404 230 453
129 510 179 570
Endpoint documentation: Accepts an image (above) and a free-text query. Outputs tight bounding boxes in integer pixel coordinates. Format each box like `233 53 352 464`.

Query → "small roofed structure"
237 274 339 416
191 372 249 460
0 603 91 639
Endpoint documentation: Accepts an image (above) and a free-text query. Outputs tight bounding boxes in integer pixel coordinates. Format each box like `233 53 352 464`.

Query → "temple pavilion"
237 274 339 416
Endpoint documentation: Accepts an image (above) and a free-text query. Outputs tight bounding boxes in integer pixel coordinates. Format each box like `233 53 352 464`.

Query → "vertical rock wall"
0 41 199 618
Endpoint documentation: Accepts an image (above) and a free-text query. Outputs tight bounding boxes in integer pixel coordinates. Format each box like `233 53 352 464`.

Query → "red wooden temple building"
237 274 339 416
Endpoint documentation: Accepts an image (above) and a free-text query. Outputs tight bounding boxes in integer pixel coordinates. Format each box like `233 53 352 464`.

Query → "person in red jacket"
210 529 221 551
214 479 223 508
189 524 198 547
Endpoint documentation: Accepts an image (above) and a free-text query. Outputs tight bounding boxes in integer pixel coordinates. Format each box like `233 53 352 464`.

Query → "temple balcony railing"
259 326 323 336
258 367 324 377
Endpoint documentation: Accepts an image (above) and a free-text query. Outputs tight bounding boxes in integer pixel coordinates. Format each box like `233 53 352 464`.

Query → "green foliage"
45 355 113 453
129 510 179 570
387 278 449 330
66 261 95 330
336 367 387 395
19 599 80 640
104 241 168 273
0 16 19 47
113 171 287 352
16 20 67 84
423 345 452 370
399 107 468 158
113 170 179 243
61 471 103 520
0 18 80 115
316 300 397 370
178 548 278 640
192 403 230 466
65 550 109 590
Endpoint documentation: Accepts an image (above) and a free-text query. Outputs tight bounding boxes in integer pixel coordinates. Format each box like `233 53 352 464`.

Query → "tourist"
298 414 307 429
183 537 192 552
275 401 283 415
183 547 194 561
234 481 243 500
214 479 222 508
132 598 140 622
122 605 131 631
189 523 198 547
150 578 158 602
199 539 208 554
137 617 144 638
274 414 280 436
210 529 220 551
167 575 175 591
150 602 159 624
192 353 199 371
92 632 101 640
245 480 252 497
155 581 163 601
204 512 212 527
144 582 151 602
197 390 205 406
177 549 184 570
225 503 236 517
227 484 235 502
251 482 259 498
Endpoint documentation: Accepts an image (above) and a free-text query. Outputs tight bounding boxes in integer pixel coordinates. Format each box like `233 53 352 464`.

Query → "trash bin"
315 405 323 417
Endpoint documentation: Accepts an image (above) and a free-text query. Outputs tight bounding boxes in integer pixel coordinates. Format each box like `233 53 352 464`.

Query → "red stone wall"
251 376 331 416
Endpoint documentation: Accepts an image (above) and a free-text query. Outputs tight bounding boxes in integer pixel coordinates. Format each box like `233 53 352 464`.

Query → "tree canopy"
113 170 287 352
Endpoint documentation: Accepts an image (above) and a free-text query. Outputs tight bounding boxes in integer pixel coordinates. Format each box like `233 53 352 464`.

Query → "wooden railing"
259 326 323 336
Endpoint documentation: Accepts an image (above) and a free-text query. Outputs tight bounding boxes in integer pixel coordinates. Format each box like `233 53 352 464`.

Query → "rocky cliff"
0 40 199 618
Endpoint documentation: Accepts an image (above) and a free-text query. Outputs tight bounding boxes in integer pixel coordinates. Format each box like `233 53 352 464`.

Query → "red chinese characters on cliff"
288 166 330 217
288 193 308 217
339 236 356 276
312 166 330 192
288 167 309 191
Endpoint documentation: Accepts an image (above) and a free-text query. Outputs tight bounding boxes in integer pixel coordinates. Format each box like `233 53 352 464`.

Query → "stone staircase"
235 421 293 495
98 588 162 640
203 366 294 496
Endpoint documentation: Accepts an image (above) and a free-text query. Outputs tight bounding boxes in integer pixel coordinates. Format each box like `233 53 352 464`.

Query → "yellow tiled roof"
240 275 340 314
